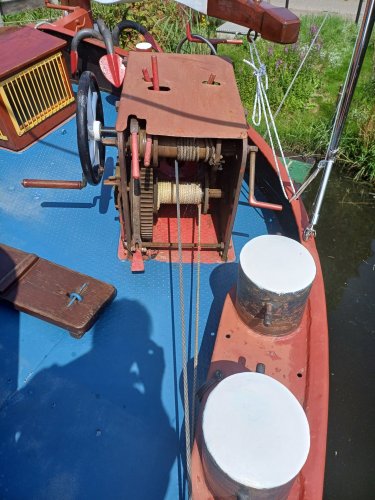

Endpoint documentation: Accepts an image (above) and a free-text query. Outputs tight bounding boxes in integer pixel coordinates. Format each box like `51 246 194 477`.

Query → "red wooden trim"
0 26 67 79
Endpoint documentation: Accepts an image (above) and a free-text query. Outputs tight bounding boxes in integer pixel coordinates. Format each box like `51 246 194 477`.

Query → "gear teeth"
139 167 154 241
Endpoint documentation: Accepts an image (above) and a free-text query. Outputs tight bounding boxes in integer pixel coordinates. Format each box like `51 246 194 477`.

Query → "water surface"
304 169 375 499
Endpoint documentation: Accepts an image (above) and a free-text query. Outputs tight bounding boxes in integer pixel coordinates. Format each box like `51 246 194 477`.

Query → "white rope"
244 40 296 198
157 182 202 209
174 160 192 498
191 203 201 441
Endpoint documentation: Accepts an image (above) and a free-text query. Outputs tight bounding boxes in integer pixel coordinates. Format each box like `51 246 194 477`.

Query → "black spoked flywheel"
77 71 105 185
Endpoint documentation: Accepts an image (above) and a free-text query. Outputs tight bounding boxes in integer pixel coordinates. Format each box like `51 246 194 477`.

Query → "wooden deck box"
0 26 75 151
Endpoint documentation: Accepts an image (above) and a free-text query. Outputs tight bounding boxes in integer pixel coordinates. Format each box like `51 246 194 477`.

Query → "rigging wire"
244 38 296 198
175 160 192 498
272 12 329 121
191 202 201 441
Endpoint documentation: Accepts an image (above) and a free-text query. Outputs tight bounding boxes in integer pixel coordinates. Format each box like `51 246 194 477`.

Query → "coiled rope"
157 181 203 209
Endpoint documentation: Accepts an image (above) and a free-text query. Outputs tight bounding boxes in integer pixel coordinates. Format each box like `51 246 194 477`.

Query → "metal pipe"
44 2 76 13
248 149 283 211
131 132 140 179
22 179 86 189
304 0 375 240
144 135 152 167
118 133 132 253
356 0 364 23
137 135 237 161
145 242 222 249
151 56 160 91
207 73 216 85
142 68 152 83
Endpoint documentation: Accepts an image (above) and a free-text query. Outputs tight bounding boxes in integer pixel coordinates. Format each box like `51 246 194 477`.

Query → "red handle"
131 132 140 180
248 147 283 211
70 51 78 75
142 68 152 82
249 194 283 211
144 135 152 167
151 55 159 91
22 179 85 190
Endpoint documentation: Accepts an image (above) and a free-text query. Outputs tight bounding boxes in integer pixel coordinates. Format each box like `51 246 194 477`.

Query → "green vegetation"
3 2 375 182
220 15 375 183
1 7 60 24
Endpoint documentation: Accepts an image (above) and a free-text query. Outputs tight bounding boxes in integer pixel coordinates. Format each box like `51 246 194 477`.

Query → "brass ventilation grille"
0 52 74 136
0 128 7 141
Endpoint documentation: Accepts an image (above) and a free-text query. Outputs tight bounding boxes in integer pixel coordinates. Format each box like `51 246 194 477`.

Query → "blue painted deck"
0 92 277 499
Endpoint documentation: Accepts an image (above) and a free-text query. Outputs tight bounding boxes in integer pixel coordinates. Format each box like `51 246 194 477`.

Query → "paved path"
270 0 363 19
0 0 365 19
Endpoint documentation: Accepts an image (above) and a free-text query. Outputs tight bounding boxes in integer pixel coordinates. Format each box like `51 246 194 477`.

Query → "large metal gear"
139 166 154 241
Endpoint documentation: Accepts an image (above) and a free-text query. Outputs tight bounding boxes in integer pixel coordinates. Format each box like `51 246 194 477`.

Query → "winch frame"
112 51 249 263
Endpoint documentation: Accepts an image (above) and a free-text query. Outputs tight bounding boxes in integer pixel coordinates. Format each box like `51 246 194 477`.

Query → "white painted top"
239 235 316 294
135 42 152 52
93 0 142 4
203 372 310 489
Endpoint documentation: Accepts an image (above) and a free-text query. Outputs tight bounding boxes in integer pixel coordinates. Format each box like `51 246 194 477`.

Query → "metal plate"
116 52 248 139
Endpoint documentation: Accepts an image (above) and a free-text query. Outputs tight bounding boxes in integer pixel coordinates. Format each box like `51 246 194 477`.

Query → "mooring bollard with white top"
236 235 316 336
202 372 310 499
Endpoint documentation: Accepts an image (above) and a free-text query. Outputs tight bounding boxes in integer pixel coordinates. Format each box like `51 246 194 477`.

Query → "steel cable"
175 160 192 498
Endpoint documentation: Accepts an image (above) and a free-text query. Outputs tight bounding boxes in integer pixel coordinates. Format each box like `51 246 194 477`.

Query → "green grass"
2 7 60 24
218 15 375 183
3 5 375 182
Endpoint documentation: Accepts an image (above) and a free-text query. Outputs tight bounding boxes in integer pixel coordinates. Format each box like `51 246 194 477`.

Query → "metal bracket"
290 159 327 202
303 224 317 241
196 369 223 401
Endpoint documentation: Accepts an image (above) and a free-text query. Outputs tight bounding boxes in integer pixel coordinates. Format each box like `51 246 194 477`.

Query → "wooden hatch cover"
0 26 67 80
0 244 116 338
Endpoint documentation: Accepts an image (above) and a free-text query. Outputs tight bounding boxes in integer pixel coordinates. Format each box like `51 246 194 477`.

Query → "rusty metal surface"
222 137 247 260
117 132 132 253
236 268 311 336
0 244 116 337
116 52 248 139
